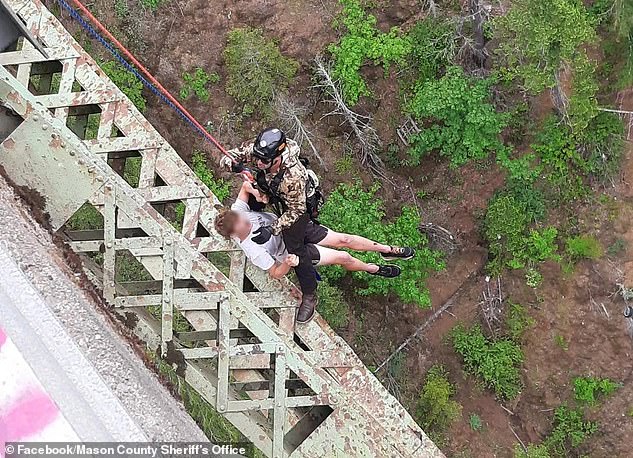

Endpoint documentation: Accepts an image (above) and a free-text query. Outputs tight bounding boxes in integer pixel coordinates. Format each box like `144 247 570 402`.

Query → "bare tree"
313 56 390 181
469 0 487 67
480 276 504 338
272 93 327 170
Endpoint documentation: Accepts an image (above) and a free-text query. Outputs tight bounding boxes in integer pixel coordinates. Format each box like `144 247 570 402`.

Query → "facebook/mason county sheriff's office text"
12 443 248 456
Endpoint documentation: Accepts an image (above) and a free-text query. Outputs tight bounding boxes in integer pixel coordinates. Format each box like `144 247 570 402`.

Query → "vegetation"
484 192 560 276
452 325 524 399
317 280 350 329
139 0 161 11
100 61 146 112
505 302 535 341
407 66 507 167
319 182 444 308
495 0 595 94
514 444 551 458
189 151 230 201
180 68 220 102
329 0 411 104
565 235 603 262
544 405 597 457
415 365 462 436
151 356 261 457
224 27 298 115
517 405 597 458
469 413 483 432
405 18 456 83
573 376 620 405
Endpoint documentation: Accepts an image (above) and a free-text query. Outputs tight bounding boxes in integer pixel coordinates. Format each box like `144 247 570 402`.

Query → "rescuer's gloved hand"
219 155 232 170
252 226 273 245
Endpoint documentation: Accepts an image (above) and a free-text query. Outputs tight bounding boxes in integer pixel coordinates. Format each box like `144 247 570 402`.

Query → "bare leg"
315 246 379 273
319 230 391 254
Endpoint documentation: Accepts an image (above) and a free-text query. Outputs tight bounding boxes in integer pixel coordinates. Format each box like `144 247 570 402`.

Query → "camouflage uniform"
229 139 318 295
228 139 308 235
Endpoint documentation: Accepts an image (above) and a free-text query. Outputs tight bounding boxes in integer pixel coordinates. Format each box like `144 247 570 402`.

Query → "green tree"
319 182 444 308
495 0 595 94
407 66 508 167
328 0 411 104
224 28 298 116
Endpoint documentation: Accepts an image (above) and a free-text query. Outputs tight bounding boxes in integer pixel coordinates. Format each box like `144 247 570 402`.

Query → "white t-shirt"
231 199 288 270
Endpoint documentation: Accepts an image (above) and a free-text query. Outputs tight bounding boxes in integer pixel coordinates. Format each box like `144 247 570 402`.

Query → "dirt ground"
50 0 633 456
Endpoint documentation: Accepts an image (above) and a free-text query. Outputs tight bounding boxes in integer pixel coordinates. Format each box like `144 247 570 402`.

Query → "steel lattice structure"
0 1 443 456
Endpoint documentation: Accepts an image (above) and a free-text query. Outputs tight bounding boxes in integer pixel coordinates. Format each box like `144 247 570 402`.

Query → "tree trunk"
470 0 487 67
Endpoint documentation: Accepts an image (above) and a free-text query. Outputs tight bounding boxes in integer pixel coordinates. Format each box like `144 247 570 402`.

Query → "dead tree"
469 0 487 67
273 93 327 170
480 276 504 338
313 56 390 181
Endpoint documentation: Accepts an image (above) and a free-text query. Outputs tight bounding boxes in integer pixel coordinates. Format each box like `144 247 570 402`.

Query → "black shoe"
296 292 318 323
369 264 401 278
381 246 415 261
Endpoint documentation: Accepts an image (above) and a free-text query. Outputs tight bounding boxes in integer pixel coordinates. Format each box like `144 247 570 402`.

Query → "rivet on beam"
41 124 48 130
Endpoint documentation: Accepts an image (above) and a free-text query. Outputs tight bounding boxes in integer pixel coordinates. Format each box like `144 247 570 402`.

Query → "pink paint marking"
0 390 59 441
0 328 6 350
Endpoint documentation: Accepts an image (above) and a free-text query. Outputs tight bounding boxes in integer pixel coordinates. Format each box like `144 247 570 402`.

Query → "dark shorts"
304 221 329 265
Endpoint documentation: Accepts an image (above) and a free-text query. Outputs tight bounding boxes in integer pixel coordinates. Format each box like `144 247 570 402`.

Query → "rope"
55 0 234 160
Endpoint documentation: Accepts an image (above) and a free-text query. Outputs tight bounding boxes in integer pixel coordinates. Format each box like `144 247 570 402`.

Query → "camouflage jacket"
228 139 307 235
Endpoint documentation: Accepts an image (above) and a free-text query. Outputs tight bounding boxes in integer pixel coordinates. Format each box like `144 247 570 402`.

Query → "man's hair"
214 209 239 240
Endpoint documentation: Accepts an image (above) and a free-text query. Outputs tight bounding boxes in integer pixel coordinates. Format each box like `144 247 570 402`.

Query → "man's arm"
270 167 307 235
237 180 268 204
267 254 298 279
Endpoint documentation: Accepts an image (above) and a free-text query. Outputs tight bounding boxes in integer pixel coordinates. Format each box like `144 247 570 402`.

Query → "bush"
452 324 524 399
518 405 597 458
318 182 444 308
317 280 350 329
544 405 597 457
530 113 624 199
565 235 603 261
224 28 298 116
495 0 595 94
328 0 411 104
66 203 103 230
180 68 220 102
484 193 560 275
514 444 551 458
405 18 457 83
100 61 146 112
190 151 230 202
531 117 588 200
407 66 508 167
506 302 535 341
415 365 462 434
580 111 625 181
573 376 619 405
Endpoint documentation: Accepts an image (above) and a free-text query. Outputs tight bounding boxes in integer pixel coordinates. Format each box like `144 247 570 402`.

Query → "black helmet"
253 128 286 162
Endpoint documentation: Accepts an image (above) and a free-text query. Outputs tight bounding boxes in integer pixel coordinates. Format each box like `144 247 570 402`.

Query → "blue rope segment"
55 0 212 143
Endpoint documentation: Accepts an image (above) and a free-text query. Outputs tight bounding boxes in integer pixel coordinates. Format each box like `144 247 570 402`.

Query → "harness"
255 157 324 221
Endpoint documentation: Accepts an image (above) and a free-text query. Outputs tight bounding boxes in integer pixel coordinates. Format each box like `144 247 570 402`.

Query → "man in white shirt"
214 182 412 294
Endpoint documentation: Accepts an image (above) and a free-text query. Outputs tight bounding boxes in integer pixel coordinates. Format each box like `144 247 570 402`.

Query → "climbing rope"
55 0 234 161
